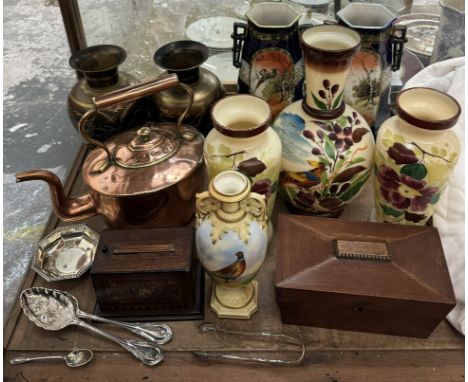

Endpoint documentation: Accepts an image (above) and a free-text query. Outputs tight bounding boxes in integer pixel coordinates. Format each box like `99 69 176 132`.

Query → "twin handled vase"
195 171 269 319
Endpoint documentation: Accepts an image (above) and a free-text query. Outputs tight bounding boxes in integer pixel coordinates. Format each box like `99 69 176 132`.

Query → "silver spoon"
59 289 172 345
20 287 164 366
10 349 93 368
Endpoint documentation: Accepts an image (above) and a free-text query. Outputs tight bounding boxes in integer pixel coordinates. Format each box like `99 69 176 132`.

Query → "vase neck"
300 25 361 120
83 67 120 89
69 45 126 90
167 67 199 84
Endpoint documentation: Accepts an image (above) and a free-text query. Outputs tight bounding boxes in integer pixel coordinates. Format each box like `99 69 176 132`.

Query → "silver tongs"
192 323 306 366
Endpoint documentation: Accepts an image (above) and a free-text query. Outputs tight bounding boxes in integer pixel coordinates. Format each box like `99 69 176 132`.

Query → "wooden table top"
4 146 464 382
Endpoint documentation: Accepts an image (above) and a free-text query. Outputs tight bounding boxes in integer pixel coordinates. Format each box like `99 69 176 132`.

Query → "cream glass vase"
195 171 268 319
374 87 461 225
273 25 375 217
205 95 282 218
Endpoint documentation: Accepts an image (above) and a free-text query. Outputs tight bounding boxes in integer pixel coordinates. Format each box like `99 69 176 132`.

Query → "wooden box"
275 214 455 338
91 227 204 321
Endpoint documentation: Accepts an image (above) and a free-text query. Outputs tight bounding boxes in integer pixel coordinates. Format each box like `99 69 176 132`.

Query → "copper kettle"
16 74 206 228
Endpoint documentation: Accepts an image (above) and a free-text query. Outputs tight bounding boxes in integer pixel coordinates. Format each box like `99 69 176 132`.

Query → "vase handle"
232 22 247 68
391 25 407 71
195 191 220 225
245 192 267 223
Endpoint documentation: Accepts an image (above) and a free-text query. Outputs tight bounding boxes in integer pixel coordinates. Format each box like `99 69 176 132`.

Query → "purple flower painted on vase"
378 165 439 212
251 179 272 199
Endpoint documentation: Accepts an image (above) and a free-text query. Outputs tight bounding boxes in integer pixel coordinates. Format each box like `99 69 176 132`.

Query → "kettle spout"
15 170 97 221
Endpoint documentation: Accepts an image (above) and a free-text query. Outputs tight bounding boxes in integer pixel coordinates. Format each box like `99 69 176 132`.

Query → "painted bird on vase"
210 251 246 281
280 161 326 189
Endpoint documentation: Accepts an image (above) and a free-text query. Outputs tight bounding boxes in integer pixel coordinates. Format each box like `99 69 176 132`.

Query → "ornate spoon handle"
10 355 64 364
193 323 306 366
77 310 172 345
74 319 164 366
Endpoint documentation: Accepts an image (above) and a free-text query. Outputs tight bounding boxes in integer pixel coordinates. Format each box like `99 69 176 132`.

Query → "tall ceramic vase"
336 3 407 131
374 87 461 225
195 171 268 319
273 25 375 217
205 95 282 218
232 2 304 117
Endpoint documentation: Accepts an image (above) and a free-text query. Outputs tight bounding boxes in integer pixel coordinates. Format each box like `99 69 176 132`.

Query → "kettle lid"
82 122 204 197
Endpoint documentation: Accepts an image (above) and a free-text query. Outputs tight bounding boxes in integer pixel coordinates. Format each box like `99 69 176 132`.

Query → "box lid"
275 215 455 304
91 227 193 274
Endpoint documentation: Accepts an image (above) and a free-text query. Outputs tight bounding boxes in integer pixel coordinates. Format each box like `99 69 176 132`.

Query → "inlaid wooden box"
91 227 204 321
275 214 455 337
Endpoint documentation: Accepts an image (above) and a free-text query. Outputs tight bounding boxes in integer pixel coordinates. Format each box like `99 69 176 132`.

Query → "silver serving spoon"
20 287 164 366
59 290 172 345
10 349 93 368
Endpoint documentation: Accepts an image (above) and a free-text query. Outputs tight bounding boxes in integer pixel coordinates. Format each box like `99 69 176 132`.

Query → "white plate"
202 52 239 84
186 16 244 50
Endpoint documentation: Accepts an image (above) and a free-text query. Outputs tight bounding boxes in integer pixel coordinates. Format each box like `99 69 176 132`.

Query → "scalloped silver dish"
32 224 99 282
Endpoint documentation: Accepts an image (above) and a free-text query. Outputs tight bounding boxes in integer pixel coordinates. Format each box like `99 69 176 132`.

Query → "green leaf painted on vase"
318 154 331 167
332 90 344 109
321 170 329 185
312 93 328 110
217 143 234 156
349 157 366 165
380 203 404 217
271 181 278 194
430 193 440 204
339 170 371 202
205 143 216 156
400 163 427 180
323 135 336 160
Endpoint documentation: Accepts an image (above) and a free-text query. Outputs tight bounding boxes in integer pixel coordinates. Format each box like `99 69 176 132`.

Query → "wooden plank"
4 350 464 382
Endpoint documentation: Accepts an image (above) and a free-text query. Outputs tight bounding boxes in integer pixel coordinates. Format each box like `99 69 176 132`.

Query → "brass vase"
151 40 224 136
67 44 145 141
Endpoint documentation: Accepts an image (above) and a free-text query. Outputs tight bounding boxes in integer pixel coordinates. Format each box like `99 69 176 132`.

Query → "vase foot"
210 281 258 319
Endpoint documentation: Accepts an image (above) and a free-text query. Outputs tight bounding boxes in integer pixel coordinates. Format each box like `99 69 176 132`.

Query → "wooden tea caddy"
275 214 455 338
91 227 204 321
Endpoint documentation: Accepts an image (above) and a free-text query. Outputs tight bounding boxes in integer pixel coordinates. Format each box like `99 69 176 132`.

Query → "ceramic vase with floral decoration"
195 171 268 319
205 95 282 218
273 25 375 217
374 87 461 225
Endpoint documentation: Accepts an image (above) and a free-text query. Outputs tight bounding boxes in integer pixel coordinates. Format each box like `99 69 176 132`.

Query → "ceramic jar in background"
67 45 144 141
152 40 223 136
273 25 375 218
195 171 268 319
232 2 304 117
430 0 465 64
336 3 407 131
205 95 282 217
374 87 461 225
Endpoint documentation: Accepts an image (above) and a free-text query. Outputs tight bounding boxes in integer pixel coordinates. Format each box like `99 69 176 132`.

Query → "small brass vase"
151 41 224 136
67 45 145 141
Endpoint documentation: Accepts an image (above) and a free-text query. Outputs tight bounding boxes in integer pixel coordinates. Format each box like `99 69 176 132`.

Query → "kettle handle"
93 73 178 108
78 74 194 166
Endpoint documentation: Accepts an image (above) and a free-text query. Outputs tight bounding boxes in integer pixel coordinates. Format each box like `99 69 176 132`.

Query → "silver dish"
32 224 99 282
395 13 440 65
20 287 166 366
